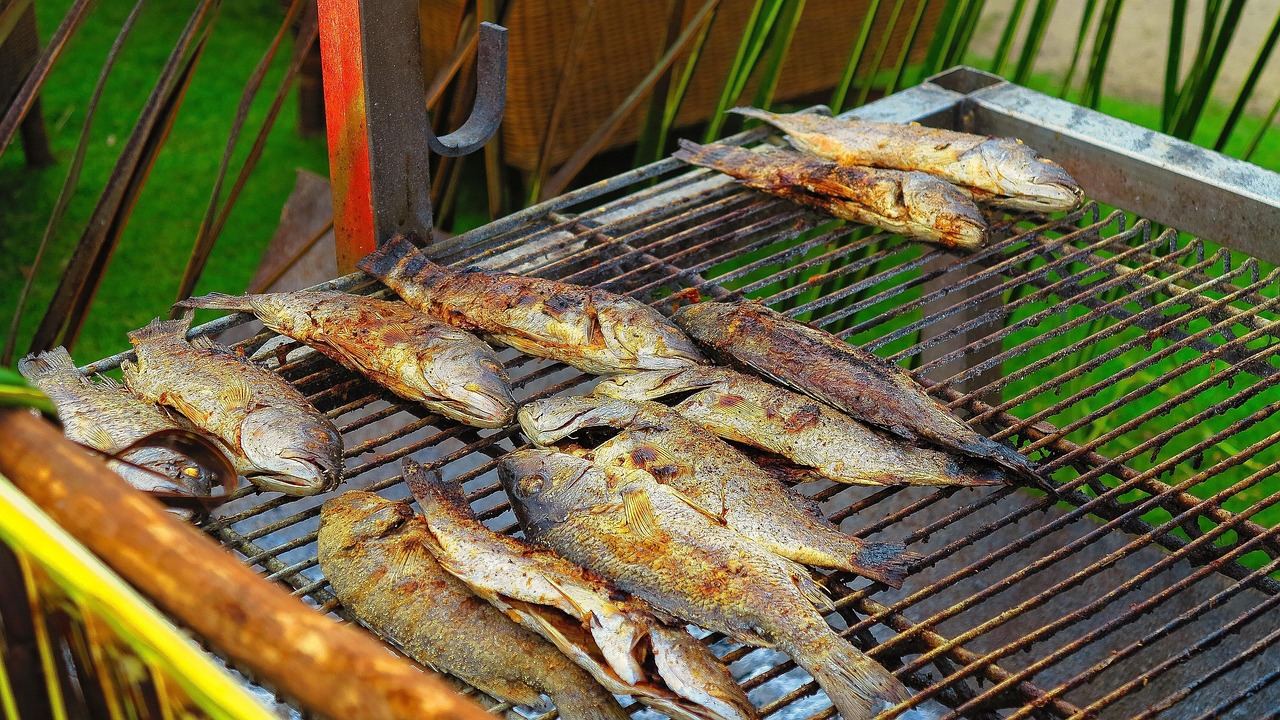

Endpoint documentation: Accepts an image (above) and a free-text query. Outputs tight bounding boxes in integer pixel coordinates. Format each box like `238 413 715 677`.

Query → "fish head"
319 491 414 549
599 311 707 370
900 173 990 250
114 447 215 497
499 449 609 536
411 348 516 428
592 369 688 401
240 407 343 495
517 396 647 446
972 139 1083 211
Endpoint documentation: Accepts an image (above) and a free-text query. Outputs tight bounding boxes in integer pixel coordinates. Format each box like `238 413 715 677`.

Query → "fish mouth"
248 453 337 496
438 385 516 428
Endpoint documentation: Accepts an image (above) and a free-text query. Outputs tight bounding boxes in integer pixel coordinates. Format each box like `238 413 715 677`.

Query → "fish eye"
181 466 201 478
519 473 547 497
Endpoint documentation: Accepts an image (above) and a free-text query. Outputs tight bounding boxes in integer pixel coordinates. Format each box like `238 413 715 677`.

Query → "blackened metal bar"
1129 624 1280 719
358 0 433 245
952 514 1280 718
999 547 1280 719
1186 666 1280 720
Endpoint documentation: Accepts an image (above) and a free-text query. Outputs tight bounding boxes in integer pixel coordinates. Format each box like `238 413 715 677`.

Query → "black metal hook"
427 22 508 157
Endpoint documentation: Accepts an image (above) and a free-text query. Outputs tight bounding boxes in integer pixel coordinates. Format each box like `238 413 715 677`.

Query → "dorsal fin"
127 312 193 345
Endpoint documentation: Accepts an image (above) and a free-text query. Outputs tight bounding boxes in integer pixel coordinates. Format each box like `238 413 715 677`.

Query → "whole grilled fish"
404 459 757 720
730 107 1083 212
593 366 1003 487
518 396 913 587
122 313 343 495
672 301 1044 486
175 291 514 428
358 236 706 374
673 140 989 250
18 347 215 507
501 449 912 720
316 491 629 720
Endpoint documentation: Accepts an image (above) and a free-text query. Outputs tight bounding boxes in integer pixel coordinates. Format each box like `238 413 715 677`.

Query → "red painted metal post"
316 0 375 273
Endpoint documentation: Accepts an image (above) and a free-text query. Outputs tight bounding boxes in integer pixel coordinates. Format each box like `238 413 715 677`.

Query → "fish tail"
127 312 193 345
18 346 79 381
357 235 443 292
954 434 1056 493
546 683 632 720
795 633 910 720
849 539 915 588
172 292 255 313
727 106 780 124
402 457 478 521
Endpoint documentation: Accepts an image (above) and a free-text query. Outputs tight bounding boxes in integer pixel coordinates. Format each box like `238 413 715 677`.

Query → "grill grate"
80 70 1280 719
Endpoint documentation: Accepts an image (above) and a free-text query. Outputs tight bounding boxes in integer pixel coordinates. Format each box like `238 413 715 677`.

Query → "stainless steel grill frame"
82 67 1280 719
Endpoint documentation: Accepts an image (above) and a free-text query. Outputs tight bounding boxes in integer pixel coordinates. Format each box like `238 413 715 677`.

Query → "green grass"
0 0 328 363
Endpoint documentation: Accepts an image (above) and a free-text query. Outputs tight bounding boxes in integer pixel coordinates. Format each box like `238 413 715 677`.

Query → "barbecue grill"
30 64 1280 719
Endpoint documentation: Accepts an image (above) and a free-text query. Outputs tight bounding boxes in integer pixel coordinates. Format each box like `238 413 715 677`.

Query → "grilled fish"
671 301 1044 485
122 312 343 495
404 459 757 720
502 449 912 720
174 291 514 428
358 236 706 374
316 491 629 720
730 107 1083 212
18 347 215 507
518 396 913 587
593 366 1003 487
673 140 989 250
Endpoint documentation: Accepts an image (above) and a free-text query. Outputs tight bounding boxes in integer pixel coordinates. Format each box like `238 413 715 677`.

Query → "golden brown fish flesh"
502 448 912 720
358 236 706 374
673 140 989 250
175 291 514 428
518 396 915 587
317 491 629 720
593 366 1004 487
19 347 217 510
404 459 757 720
731 107 1083 212
122 312 343 495
672 301 1046 487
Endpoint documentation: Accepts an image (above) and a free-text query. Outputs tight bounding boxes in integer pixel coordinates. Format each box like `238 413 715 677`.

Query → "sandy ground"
976 0 1280 115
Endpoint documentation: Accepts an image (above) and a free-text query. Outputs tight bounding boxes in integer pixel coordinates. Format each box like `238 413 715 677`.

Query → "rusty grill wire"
83 132 1280 719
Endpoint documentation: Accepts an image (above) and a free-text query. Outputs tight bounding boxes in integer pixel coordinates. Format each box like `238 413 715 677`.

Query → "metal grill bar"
67 71 1280 718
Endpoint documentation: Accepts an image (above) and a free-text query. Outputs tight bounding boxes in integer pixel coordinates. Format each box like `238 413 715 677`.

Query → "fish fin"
17 347 78 381
620 485 660 539
218 376 254 413
403 458 478 520
380 323 413 346
727 106 778 124
162 391 209 427
848 542 915 589
79 420 119 453
127 312 192 344
776 556 835 612
94 374 124 391
664 485 727 527
803 636 911 720
173 292 255 312
543 576 591 619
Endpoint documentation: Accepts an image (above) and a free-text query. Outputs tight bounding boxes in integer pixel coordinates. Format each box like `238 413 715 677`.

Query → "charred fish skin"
593 367 1005 487
501 449 912 720
730 107 1083 212
673 140 989 250
316 491 629 720
18 347 215 504
671 301 1046 487
175 291 515 428
403 459 758 720
518 396 915 587
121 313 343 496
358 235 707 374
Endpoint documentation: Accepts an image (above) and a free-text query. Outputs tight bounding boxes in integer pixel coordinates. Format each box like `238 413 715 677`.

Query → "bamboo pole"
0 408 492 720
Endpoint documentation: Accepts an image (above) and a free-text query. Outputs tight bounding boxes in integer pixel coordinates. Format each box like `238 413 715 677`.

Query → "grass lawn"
1 6 1276 552
0 0 329 363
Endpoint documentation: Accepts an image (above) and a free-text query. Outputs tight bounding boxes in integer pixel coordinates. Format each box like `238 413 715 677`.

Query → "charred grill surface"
78 128 1280 719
